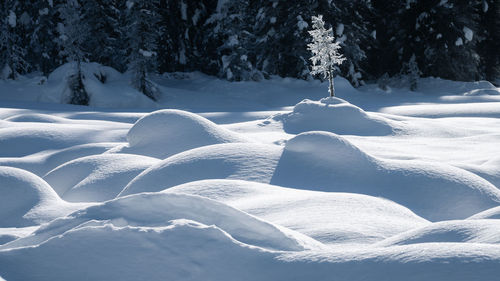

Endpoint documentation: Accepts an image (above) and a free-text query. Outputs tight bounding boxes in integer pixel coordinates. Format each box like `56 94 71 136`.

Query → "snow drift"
118 143 282 196
0 123 126 157
272 131 500 221
0 166 87 227
2 218 500 281
43 154 159 202
0 143 117 176
375 219 500 246
166 179 429 244
108 109 249 158
120 132 500 221
2 192 321 252
468 206 500 220
40 62 157 108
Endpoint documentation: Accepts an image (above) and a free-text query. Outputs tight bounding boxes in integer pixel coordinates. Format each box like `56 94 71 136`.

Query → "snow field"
0 74 499 280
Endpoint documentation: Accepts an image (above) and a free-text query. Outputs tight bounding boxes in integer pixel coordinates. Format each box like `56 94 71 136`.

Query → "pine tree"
204 0 260 81
371 0 483 83
0 0 29 80
125 0 161 101
321 0 375 87
81 0 122 71
29 0 62 76
477 0 500 84
158 0 213 74
405 54 421 91
308 15 346 97
58 0 91 105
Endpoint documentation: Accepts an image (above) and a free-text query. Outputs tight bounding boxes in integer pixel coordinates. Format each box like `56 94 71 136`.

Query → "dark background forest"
1 0 499 87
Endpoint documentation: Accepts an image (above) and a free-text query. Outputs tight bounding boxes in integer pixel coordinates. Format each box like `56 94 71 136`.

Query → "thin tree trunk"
328 69 335 97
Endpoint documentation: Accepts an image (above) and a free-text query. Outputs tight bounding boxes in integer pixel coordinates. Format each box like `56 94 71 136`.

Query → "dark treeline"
1 0 499 87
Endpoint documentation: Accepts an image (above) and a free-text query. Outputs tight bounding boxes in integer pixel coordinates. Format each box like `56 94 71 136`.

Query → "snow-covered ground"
1 66 500 280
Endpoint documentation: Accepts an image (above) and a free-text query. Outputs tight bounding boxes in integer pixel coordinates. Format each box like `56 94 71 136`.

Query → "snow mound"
166 179 429 244
376 220 500 246
43 154 159 202
4 113 68 123
118 143 282 196
468 206 500 220
0 166 86 227
0 143 117 176
2 192 322 252
275 97 397 135
283 130 371 165
109 109 249 158
271 131 500 221
41 62 157 108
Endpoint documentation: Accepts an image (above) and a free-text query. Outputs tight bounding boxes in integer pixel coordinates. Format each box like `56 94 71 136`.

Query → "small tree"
406 54 421 91
308 15 345 97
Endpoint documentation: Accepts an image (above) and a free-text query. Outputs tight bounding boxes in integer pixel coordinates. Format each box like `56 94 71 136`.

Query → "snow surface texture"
1 72 500 280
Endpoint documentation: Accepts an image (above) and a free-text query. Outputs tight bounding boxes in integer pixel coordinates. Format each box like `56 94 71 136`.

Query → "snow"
296 15 308 31
43 154 159 202
375 219 500 246
1 69 500 280
166 179 429 245
109 109 248 158
0 166 88 227
8 11 16 28
336 23 344 36
463 26 473 42
273 97 397 135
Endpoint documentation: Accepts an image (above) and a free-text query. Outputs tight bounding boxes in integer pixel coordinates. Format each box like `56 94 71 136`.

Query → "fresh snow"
1 67 500 280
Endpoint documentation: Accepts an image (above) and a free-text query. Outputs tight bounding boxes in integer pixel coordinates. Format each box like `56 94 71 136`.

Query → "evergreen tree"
125 0 162 100
158 0 212 74
58 0 91 105
81 0 122 71
477 0 500 84
205 0 260 81
308 15 346 97
0 0 29 79
321 0 375 86
29 0 63 76
371 0 483 83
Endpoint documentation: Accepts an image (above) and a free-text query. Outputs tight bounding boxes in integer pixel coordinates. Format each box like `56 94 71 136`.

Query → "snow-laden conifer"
125 0 161 101
58 0 90 105
0 0 29 80
308 15 345 97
